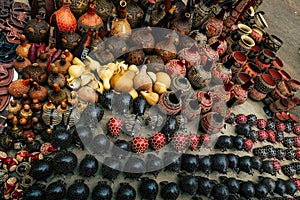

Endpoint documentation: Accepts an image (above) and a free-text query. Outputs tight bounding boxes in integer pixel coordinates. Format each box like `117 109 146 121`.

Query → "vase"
131 27 155 53
241 62 261 78
177 44 201 69
170 76 193 100
255 48 276 71
126 0 144 28
271 56 284 70
24 17 50 43
94 0 115 22
56 0 89 19
210 61 232 85
194 91 212 114
230 24 252 42
250 25 264 44
78 2 104 34
263 33 283 52
277 81 293 97
200 112 224 134
267 69 282 83
165 59 187 77
155 37 177 63
110 0 132 38
50 0 77 33
269 87 288 101
278 69 291 81
150 3 166 26
254 73 276 94
187 59 213 89
230 79 254 105
233 71 251 85
229 51 248 75
158 91 182 115
249 86 267 101
247 45 260 61
235 35 255 54
253 11 268 29
181 99 201 121
171 12 191 35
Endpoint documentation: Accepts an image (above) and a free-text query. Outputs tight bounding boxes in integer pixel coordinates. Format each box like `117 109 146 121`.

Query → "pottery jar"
271 56 284 70
35 51 49 69
150 3 166 26
48 83 67 106
12 56 31 73
232 71 251 85
288 79 300 92
278 69 291 81
78 3 104 34
188 59 213 89
16 35 31 58
200 112 224 134
194 91 212 114
165 59 187 77
249 87 268 101
131 27 155 53
133 65 152 91
56 0 89 18
53 55 71 75
170 76 193 100
277 81 293 97
241 62 261 78
254 73 276 94
181 98 201 121
236 35 255 54
94 0 115 22
60 28 81 51
256 49 276 71
48 66 66 88
269 98 289 113
177 44 201 69
50 0 77 33
29 82 48 102
126 0 144 28
24 17 50 43
125 47 145 66
210 61 233 85
155 37 177 63
247 45 261 61
229 51 247 75
202 17 223 39
171 12 191 35
158 91 182 115
230 79 254 105
269 86 288 101
22 63 47 85
263 33 283 52
230 24 252 41
250 25 264 44
110 0 132 38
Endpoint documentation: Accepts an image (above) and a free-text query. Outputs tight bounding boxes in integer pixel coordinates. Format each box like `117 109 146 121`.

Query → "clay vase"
277 80 293 98
48 66 66 88
267 69 282 83
22 63 48 85
35 51 49 69
170 76 193 100
200 112 224 134
110 68 136 92
29 82 48 102
202 17 223 39
230 51 247 75
263 33 283 52
126 0 144 28
194 91 212 114
24 17 50 43
53 55 71 75
231 35 255 54
254 73 276 94
78 3 103 34
125 47 145 66
155 37 177 63
16 35 31 58
133 65 152 91
271 56 284 70
171 12 191 35
131 27 155 53
255 49 276 71
181 98 201 121
269 98 289 113
8 79 31 98
48 83 67 106
12 56 31 73
241 62 261 78
60 28 81 51
165 59 187 77
154 72 171 94
110 0 132 38
50 0 77 33
151 3 166 26
230 24 252 43
158 91 182 115
210 62 232 85
230 79 254 105
177 44 201 69
188 58 213 89
247 45 261 61
56 0 89 18
233 72 251 85
250 25 264 44
94 0 115 22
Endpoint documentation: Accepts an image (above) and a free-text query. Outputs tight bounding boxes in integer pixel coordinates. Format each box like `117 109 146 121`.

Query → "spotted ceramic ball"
107 117 123 138
275 148 286 160
283 137 295 148
275 131 284 143
276 123 286 132
225 112 236 124
295 150 300 161
285 149 296 160
285 122 293 133
293 137 300 148
272 160 281 174
264 145 276 158
171 133 190 153
293 125 300 135
247 114 257 126
248 130 258 142
150 133 166 151
131 137 149 154
235 114 247 124
282 165 296 177
266 130 276 143
266 120 276 131
257 130 268 142
253 147 268 159
257 119 267 130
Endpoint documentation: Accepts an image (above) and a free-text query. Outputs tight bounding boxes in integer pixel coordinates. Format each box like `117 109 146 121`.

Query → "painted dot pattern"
131 137 149 154
107 117 123 137
171 133 189 153
150 133 166 151
189 134 199 151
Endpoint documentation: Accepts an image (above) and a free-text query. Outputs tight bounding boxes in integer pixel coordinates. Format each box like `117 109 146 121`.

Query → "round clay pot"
263 34 283 52
233 72 251 85
254 73 276 93
249 87 267 101
258 49 276 64
250 25 264 44
158 91 182 115
231 24 252 41
278 70 291 81
247 45 260 61
231 51 247 74
271 56 284 70
200 112 224 134
237 35 255 53
194 91 212 114
241 62 261 78
277 81 292 97
269 98 289 113
288 79 300 92
267 69 282 82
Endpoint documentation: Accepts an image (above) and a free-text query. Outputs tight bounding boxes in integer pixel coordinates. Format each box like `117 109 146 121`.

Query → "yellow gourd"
97 67 114 90
140 91 159 106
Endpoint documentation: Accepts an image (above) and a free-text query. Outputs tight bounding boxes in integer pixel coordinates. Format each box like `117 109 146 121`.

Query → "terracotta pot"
236 35 255 53
200 112 224 134
194 91 212 114
158 91 182 115
247 45 260 61
263 34 283 52
188 63 212 89
233 72 251 85
78 3 104 34
269 98 289 113
267 69 282 82
288 79 300 92
165 59 187 77
278 69 291 81
249 87 267 101
231 24 252 41
258 49 276 64
241 62 261 78
254 57 271 71
250 25 264 44
231 51 247 74
231 80 254 105
277 81 292 97
271 56 284 70
254 73 276 93
210 63 232 85
269 87 288 101
177 44 201 69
